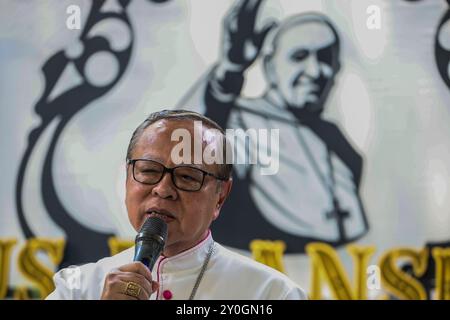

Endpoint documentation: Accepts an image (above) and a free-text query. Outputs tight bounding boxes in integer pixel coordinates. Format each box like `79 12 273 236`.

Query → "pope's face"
267 21 338 112
125 119 231 256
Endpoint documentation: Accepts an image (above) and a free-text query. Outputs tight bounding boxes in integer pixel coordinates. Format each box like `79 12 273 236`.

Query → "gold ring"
123 281 141 298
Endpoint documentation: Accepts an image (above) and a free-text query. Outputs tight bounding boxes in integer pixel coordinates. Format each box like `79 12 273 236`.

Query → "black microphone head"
139 216 168 241
134 216 168 270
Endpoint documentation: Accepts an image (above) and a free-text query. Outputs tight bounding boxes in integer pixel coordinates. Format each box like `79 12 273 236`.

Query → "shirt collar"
154 230 214 273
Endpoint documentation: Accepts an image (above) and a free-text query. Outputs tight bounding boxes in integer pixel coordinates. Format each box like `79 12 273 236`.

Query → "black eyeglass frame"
127 158 228 192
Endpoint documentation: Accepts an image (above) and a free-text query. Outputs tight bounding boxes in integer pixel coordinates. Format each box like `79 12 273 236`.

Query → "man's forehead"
132 119 223 172
135 119 223 158
276 21 336 52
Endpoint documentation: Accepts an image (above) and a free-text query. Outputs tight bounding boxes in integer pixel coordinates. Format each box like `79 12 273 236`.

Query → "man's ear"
213 178 233 220
125 162 132 183
263 54 277 88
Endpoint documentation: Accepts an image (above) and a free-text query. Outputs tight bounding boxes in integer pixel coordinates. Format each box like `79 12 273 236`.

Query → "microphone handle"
133 238 164 271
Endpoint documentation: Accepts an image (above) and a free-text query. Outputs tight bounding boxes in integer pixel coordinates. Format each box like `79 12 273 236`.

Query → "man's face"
267 21 339 112
125 119 232 256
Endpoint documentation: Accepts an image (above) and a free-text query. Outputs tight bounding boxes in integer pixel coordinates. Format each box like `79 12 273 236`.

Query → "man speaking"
46 110 307 300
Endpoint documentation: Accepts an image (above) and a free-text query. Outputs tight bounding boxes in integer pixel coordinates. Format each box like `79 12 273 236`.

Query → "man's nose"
151 171 177 200
304 53 320 79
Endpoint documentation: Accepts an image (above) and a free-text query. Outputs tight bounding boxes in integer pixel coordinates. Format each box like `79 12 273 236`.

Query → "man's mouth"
145 209 176 223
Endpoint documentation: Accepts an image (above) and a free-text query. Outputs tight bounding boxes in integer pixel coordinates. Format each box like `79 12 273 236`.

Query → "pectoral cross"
326 199 350 242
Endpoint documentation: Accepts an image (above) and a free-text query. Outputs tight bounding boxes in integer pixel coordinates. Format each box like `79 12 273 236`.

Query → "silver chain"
188 241 215 300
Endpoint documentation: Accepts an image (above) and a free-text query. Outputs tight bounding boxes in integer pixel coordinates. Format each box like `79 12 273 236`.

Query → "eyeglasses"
127 159 227 192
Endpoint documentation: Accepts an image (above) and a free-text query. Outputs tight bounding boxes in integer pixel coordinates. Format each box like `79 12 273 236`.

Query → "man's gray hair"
126 109 233 179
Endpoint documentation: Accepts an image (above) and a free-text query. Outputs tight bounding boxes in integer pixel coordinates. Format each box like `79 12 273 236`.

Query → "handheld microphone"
133 216 168 271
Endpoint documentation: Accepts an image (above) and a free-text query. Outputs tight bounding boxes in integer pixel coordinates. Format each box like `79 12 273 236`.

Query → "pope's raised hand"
221 0 276 69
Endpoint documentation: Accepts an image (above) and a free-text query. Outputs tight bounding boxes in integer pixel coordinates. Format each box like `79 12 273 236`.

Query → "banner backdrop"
1 0 449 299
